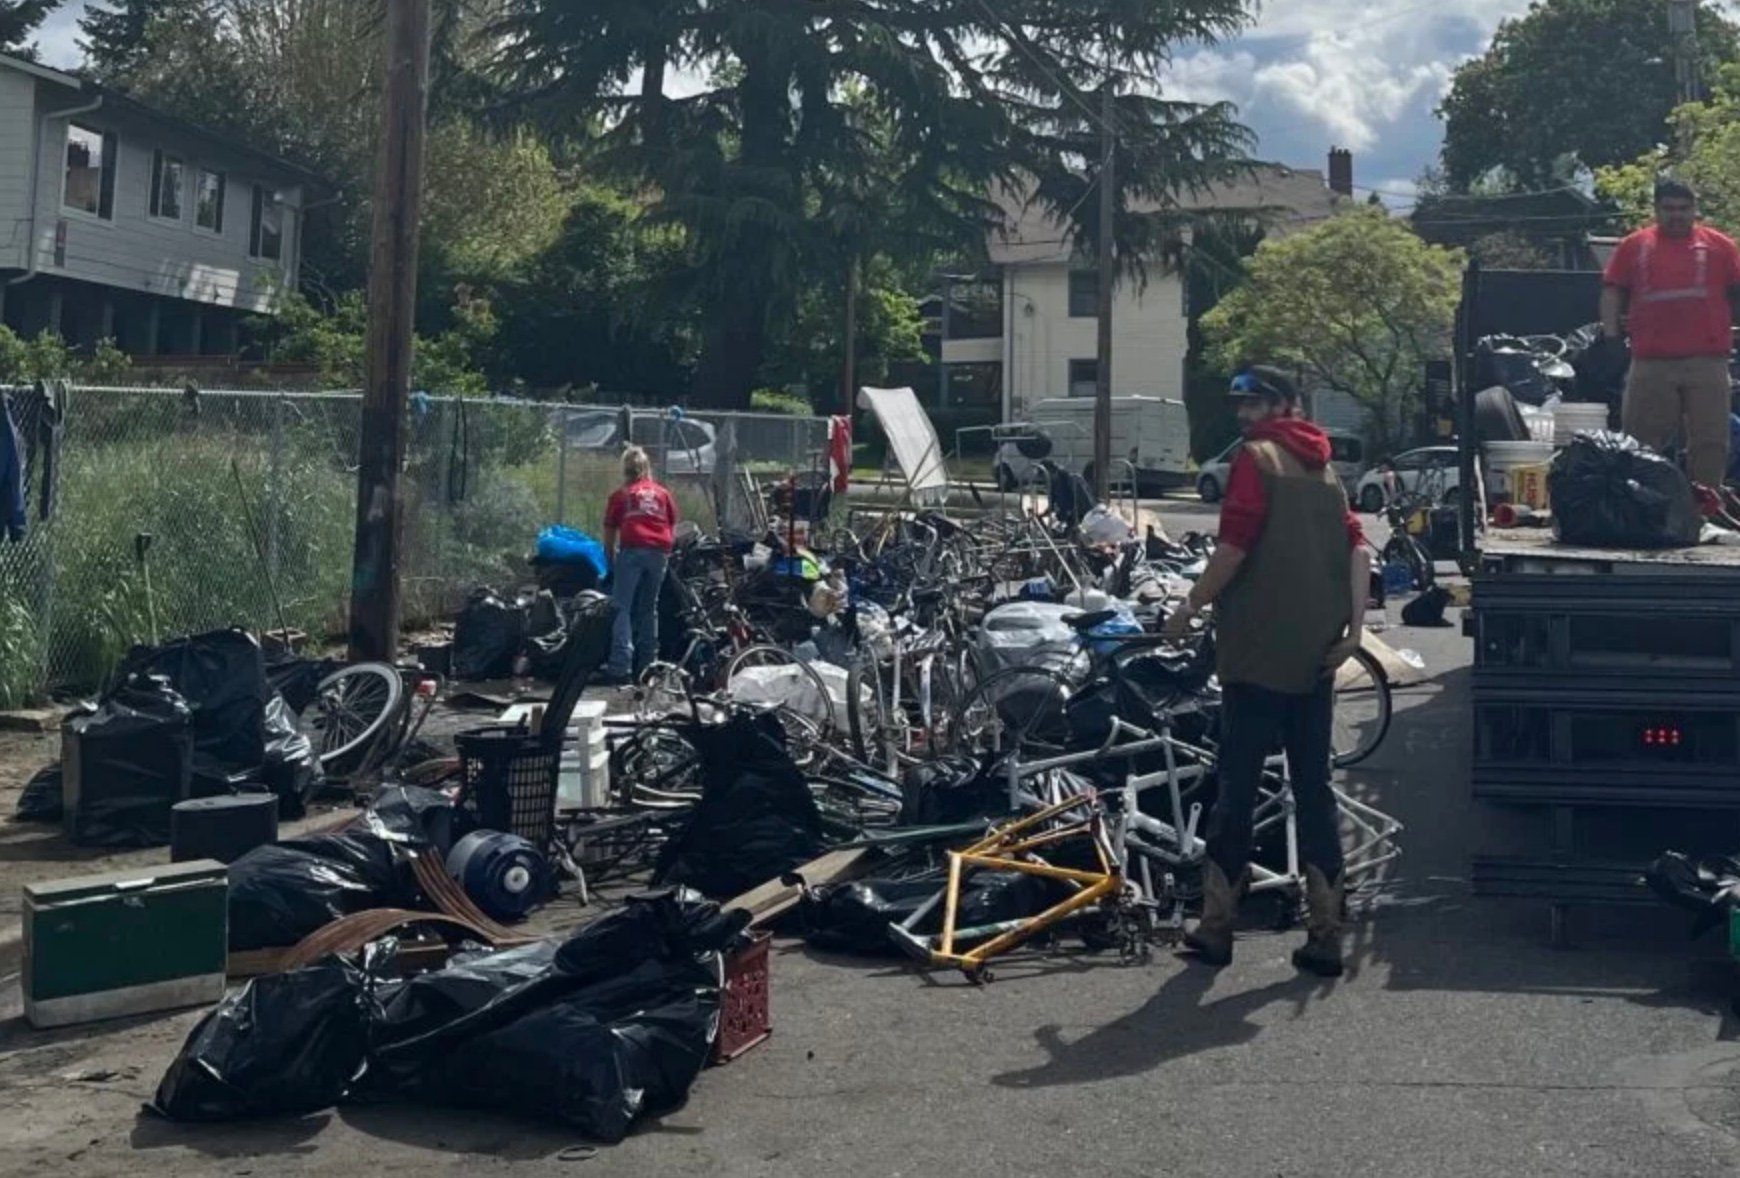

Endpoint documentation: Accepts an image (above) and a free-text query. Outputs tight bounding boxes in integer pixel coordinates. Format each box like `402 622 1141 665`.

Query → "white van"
994 396 1191 494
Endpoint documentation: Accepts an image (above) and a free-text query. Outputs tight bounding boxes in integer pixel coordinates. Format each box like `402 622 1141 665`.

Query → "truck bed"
1478 528 1740 571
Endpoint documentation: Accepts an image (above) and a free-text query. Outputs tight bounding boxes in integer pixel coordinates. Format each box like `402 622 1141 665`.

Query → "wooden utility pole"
348 0 432 661
1092 78 1115 502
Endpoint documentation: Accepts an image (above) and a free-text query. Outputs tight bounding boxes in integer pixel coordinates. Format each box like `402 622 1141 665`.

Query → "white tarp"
726 662 860 728
857 385 948 504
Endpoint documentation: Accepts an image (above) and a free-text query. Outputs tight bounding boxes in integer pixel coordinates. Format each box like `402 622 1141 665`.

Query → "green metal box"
23 859 229 1029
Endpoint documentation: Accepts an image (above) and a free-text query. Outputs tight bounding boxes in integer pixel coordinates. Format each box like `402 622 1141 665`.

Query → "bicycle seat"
1063 608 1120 632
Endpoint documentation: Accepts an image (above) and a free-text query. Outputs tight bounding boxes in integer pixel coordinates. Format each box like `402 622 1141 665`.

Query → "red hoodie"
1217 418 1365 552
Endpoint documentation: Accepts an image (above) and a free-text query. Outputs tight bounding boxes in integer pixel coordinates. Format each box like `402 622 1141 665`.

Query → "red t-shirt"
1603 224 1740 359
604 479 678 552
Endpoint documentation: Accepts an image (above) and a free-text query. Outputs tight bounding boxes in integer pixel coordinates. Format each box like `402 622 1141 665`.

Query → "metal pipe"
10 93 105 289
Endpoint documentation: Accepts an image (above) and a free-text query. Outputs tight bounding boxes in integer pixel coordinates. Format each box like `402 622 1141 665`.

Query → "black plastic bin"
454 725 560 851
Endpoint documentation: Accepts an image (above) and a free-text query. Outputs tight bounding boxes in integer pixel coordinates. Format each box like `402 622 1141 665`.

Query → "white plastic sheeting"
726 661 861 728
857 386 948 504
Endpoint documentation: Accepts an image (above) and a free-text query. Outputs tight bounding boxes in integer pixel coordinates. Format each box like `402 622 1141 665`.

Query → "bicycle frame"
888 790 1126 980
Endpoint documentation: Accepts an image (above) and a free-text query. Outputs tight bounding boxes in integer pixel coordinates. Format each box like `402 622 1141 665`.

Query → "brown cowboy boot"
1292 865 1345 977
1183 860 1246 967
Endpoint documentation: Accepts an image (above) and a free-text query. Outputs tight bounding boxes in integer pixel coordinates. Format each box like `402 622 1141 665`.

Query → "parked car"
1194 438 1240 504
1355 445 1460 513
564 410 717 476
1196 431 1366 504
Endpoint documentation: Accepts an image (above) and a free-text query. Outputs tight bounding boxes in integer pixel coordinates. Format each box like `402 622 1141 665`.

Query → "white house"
940 154 1353 425
0 52 325 357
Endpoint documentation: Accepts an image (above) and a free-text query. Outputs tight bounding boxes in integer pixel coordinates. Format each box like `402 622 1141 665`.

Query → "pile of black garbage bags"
15 629 324 845
1548 431 1702 550
227 784 454 952
450 586 608 681
153 888 749 1143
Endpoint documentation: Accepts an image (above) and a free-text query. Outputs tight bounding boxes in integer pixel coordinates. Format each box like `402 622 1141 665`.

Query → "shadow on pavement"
130 1109 330 1156
988 963 1329 1090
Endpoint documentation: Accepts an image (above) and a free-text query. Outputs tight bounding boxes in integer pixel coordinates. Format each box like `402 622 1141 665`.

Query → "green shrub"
751 387 813 416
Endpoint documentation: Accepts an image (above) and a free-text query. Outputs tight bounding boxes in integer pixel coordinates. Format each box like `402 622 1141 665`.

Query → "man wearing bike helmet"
1162 365 1371 976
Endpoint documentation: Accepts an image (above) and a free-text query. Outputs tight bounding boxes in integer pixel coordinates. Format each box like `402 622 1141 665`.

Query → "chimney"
1328 147 1353 197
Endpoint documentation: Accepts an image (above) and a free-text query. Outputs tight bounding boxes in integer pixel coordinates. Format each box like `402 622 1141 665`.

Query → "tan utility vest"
1216 438 1354 694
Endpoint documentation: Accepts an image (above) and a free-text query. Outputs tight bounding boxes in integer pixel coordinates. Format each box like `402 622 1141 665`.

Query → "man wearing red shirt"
1601 180 1740 488
602 446 679 683
1162 366 1370 976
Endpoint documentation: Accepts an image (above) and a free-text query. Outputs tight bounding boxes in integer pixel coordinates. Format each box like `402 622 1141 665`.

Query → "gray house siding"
27 80 301 315
0 66 34 271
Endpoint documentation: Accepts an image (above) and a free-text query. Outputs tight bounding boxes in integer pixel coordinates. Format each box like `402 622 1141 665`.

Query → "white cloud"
1252 31 1451 151
32 1 86 69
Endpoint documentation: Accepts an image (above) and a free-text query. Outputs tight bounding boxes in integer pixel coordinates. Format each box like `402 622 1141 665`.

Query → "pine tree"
0 0 61 57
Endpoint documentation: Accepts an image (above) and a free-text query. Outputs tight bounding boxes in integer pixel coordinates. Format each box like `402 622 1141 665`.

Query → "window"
149 150 185 220
1068 269 1099 317
1068 359 1098 398
250 185 284 260
64 124 117 219
672 420 711 450
1390 451 1425 472
944 278 1002 340
195 168 226 232
944 361 1002 408
1329 435 1364 465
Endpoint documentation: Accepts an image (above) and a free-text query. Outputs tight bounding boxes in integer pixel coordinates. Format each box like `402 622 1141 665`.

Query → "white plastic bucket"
1484 440 1555 499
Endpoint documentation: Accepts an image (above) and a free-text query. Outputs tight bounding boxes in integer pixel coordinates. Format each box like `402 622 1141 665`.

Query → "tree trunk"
689 50 788 410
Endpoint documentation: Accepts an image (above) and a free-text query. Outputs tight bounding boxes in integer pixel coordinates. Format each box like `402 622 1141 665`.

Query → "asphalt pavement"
2 500 1738 1177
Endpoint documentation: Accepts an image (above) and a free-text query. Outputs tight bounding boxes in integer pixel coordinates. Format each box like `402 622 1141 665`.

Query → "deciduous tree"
1438 0 1739 191
1201 209 1463 452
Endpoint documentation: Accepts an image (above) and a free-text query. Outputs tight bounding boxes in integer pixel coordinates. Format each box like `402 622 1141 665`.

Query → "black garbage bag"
115 630 271 790
225 785 455 950
63 674 194 847
266 656 344 714
652 714 824 898
260 693 322 820
13 764 62 823
363 783 458 854
1570 330 1630 408
900 756 1010 826
226 834 413 951
152 957 375 1121
1548 431 1702 549
799 871 1058 956
452 588 526 680
1644 851 1740 937
1474 335 1555 405
371 890 744 1143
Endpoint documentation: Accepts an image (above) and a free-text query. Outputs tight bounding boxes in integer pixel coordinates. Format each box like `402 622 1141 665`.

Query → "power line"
968 0 1131 143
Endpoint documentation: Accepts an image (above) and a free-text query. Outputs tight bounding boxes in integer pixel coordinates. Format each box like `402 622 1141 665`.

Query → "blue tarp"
537 525 609 577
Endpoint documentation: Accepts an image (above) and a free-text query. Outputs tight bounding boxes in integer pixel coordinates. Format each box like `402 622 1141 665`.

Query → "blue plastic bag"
536 526 608 577
1084 605 1143 656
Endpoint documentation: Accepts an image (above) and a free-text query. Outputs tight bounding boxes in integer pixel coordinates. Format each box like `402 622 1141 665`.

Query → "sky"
25 0 1552 205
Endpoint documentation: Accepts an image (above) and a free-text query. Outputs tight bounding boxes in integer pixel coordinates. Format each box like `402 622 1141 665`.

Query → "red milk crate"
712 931 772 1063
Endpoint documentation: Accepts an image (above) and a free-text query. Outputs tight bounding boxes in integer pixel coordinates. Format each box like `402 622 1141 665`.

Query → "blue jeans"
608 546 668 677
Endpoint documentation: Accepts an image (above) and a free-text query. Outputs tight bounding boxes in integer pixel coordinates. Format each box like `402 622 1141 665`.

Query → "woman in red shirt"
601 446 678 684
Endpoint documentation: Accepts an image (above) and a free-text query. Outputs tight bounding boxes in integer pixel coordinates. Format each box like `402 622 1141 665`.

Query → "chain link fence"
0 386 830 702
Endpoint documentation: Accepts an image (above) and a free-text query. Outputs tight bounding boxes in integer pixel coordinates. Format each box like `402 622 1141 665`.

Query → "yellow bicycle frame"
924 791 1123 977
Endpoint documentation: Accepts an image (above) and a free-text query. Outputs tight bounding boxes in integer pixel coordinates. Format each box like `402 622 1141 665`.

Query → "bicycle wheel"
723 644 838 738
1331 646 1392 768
950 663 1076 756
301 662 404 768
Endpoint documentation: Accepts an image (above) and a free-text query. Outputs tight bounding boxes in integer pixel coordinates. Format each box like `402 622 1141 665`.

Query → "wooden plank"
724 847 878 927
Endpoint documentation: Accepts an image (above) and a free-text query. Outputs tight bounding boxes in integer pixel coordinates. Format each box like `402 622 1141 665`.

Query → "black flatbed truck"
1454 264 1740 942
